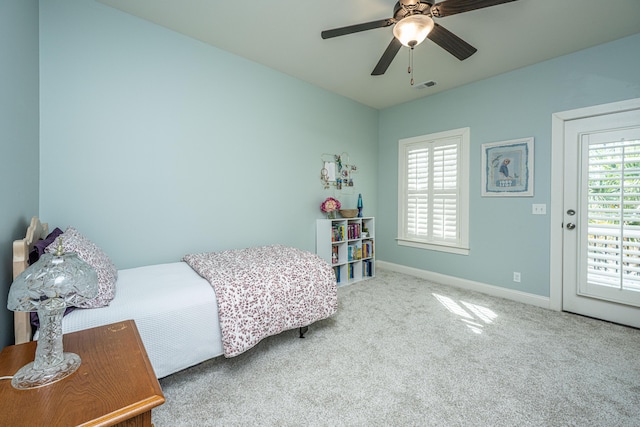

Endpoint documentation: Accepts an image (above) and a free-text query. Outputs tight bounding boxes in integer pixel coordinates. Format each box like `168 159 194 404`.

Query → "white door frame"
549 98 640 312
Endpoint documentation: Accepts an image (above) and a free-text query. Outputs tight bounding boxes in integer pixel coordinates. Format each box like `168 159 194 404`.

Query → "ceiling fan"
321 0 520 76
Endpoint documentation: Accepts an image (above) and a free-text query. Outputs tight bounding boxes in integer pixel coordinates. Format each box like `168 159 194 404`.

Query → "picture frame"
481 137 534 197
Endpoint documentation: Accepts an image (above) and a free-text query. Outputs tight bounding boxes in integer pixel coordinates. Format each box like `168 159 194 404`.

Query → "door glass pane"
587 139 640 293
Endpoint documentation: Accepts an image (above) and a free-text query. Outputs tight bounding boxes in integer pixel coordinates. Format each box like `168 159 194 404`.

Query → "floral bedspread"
183 245 337 357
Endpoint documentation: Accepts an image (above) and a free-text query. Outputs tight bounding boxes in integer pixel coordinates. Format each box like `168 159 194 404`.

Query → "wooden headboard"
12 216 49 344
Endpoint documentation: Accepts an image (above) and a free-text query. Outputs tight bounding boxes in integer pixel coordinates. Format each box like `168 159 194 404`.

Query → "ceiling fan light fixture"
393 14 434 47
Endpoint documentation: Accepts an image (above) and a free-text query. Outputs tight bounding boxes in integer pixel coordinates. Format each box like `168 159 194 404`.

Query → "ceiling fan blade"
427 23 477 60
321 19 394 39
371 38 403 76
430 0 519 18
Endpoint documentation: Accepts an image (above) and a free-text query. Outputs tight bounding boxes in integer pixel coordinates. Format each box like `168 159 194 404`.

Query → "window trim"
397 128 470 255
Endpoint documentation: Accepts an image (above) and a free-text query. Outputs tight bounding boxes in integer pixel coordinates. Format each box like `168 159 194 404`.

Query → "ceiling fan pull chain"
409 46 415 86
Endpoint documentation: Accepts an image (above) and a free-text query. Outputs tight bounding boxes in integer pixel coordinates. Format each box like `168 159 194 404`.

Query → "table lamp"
7 238 98 389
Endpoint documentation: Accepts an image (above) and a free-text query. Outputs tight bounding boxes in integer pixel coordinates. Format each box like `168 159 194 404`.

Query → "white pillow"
46 227 117 308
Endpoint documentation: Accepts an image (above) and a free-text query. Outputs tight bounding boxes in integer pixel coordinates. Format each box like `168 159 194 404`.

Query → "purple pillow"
27 227 69 328
28 227 63 265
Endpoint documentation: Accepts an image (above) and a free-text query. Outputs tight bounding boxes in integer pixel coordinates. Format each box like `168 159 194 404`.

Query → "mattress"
53 262 223 378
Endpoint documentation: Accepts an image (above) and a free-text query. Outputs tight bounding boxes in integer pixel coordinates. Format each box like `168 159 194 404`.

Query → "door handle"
566 223 576 230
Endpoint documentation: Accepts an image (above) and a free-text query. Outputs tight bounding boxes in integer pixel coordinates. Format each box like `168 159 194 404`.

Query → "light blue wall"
39 0 378 269
0 0 40 348
377 33 640 297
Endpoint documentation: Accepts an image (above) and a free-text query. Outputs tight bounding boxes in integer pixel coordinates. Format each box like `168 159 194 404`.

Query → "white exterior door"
562 108 640 328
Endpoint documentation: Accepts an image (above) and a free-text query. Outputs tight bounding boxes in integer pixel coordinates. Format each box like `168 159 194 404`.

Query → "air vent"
414 80 436 89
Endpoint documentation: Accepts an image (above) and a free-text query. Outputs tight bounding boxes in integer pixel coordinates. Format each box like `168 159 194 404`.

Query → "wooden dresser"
0 320 165 426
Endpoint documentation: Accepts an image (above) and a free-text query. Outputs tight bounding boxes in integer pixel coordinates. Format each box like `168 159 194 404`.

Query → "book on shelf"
347 223 361 240
332 224 345 242
348 245 362 261
362 241 374 259
363 260 373 277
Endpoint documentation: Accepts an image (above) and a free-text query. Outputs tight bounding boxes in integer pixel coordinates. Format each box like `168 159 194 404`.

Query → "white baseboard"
376 261 552 310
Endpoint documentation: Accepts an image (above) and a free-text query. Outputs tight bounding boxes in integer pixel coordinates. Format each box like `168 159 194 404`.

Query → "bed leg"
299 326 309 338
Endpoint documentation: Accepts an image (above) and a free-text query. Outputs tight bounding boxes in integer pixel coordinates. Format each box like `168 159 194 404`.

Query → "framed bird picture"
481 137 534 197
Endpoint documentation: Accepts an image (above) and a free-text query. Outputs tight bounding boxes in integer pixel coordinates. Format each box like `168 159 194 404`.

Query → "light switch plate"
532 204 546 215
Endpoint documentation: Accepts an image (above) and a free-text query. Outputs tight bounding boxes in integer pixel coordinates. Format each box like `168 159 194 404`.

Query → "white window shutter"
399 129 469 254
406 147 429 237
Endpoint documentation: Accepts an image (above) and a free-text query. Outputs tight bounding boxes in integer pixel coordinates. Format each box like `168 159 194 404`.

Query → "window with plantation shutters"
398 128 470 255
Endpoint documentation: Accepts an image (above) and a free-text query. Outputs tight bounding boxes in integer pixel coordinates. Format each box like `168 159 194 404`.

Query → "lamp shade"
8 251 99 312
392 14 435 47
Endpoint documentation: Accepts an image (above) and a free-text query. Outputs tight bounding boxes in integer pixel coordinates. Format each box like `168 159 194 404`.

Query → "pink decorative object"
320 197 341 218
320 197 341 212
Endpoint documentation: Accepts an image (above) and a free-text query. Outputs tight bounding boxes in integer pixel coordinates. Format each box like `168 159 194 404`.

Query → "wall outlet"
513 272 521 283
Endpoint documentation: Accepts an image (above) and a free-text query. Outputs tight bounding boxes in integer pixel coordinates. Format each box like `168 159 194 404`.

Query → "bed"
11 217 338 378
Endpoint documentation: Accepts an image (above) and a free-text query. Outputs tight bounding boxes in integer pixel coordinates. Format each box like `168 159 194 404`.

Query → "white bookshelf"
316 217 375 286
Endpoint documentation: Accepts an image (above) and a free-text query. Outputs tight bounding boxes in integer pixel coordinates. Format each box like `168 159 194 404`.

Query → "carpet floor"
152 269 640 426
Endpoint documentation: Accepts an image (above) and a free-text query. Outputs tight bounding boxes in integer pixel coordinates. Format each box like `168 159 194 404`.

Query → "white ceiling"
97 0 640 110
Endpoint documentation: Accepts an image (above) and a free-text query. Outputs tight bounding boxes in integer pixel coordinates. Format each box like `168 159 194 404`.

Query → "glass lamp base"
11 352 81 390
